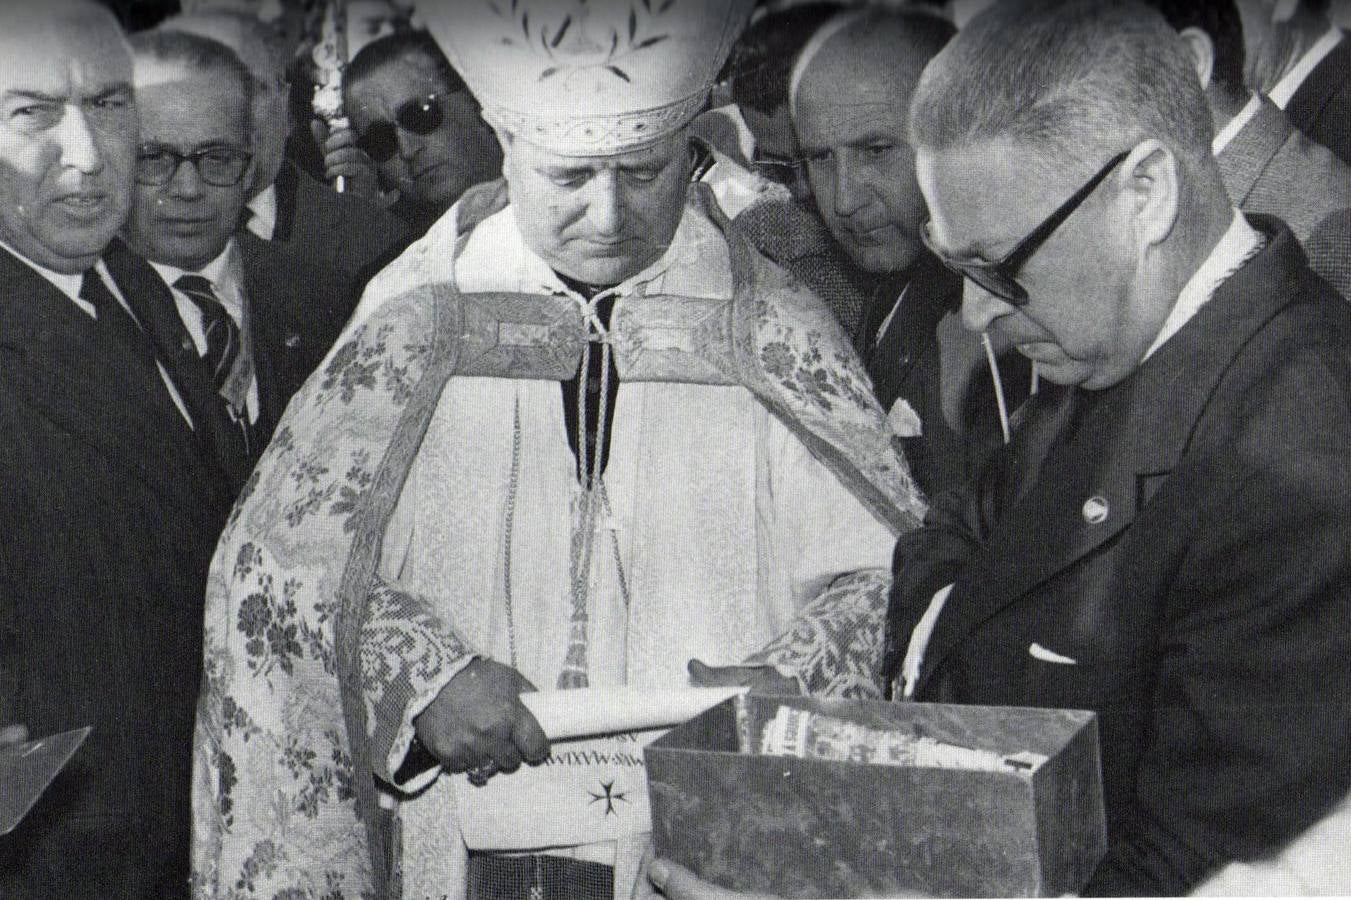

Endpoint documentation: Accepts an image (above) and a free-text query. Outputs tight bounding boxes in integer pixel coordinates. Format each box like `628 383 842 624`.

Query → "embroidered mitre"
417 0 753 156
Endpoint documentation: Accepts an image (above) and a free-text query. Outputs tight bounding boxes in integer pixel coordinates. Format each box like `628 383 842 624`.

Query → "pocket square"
1028 642 1078 665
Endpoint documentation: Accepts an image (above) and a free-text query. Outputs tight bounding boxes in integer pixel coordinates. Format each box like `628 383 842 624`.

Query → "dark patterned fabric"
735 196 872 345
1286 33 1351 167
467 852 614 900
1305 207 1351 300
1217 97 1351 241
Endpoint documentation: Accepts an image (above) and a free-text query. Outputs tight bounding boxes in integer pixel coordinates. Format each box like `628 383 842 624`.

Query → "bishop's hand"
413 659 550 782
687 659 802 695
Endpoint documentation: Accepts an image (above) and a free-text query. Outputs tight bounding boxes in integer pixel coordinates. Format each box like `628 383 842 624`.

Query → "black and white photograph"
2 0 1350 897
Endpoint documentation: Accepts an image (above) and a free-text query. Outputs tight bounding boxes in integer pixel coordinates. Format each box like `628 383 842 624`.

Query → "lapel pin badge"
1082 495 1110 524
284 333 302 349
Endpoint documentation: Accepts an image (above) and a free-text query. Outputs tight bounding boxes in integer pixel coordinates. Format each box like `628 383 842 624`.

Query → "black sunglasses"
921 149 1131 305
355 93 445 163
136 144 252 187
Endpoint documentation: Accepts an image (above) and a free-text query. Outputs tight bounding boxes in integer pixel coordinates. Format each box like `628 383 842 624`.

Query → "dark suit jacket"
862 253 1031 501
1305 206 1351 299
0 246 233 898
239 229 365 410
1216 96 1351 241
735 197 872 345
267 159 411 294
884 218 1351 895
1285 33 1351 167
105 231 360 487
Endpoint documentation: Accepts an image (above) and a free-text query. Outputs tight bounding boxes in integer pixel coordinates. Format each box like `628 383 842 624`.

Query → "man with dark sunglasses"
882 0 1351 895
342 30 503 236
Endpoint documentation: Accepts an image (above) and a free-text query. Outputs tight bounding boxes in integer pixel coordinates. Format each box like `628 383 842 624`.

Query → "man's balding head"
909 0 1214 175
790 9 955 273
0 0 137 272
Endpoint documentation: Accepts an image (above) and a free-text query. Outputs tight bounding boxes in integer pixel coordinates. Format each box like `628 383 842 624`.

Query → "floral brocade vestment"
189 182 926 899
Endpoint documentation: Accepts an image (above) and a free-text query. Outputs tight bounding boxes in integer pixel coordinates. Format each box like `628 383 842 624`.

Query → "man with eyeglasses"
160 9 410 315
119 29 342 480
877 0 1351 895
0 1 238 895
341 29 503 237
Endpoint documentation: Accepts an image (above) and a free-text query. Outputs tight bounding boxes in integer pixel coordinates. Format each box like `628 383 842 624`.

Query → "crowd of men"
1 0 1349 898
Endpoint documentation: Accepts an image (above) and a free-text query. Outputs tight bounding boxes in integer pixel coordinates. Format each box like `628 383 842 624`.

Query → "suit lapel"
102 240 251 491
1217 99 1293 206
867 254 958 401
269 159 299 244
237 234 286 436
916 216 1309 691
0 247 225 511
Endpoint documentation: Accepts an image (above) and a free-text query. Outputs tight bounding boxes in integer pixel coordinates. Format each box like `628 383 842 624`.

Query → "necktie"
79 269 153 362
173 274 240 392
173 274 254 455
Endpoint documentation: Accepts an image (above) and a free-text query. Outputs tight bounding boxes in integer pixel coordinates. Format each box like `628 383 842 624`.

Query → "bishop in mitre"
190 2 925 898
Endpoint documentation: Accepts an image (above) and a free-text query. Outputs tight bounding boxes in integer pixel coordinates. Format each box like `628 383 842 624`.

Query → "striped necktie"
174 274 240 392
174 273 254 456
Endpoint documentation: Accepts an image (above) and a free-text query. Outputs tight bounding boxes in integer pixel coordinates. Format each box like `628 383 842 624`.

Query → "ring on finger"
467 761 499 786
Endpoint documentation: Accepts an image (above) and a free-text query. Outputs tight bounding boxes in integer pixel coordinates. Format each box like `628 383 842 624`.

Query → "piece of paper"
0 726 92 835
451 686 744 850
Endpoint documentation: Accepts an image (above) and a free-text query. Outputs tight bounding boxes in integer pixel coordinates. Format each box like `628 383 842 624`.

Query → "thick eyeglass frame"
355 92 446 163
750 149 806 188
921 149 1131 305
136 144 253 188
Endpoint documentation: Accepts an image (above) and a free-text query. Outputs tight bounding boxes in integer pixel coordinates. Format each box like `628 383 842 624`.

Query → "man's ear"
1120 139 1181 249
1177 26 1216 90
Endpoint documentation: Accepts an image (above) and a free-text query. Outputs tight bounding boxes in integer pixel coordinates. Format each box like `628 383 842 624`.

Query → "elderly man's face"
502 131 689 285
347 53 502 216
0 7 135 274
793 47 927 274
123 67 253 270
917 141 1140 390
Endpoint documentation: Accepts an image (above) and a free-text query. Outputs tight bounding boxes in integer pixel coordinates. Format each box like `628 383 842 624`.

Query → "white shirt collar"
150 238 243 320
0 237 90 303
1270 27 1343 109
245 185 278 241
0 237 132 319
1212 93 1264 154
1142 210 1261 362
